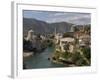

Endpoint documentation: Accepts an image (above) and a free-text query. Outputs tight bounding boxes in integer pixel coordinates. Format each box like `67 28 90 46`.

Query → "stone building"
59 37 75 53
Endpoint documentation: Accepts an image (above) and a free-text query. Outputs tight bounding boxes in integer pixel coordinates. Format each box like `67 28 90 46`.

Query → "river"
23 46 66 69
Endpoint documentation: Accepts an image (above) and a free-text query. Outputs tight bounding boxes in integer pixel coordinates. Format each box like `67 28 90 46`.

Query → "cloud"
23 10 91 25
46 12 91 25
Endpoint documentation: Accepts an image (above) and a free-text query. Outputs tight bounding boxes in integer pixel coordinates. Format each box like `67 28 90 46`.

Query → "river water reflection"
24 47 66 69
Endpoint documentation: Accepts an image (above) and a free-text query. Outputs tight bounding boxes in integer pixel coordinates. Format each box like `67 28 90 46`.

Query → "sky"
23 10 91 25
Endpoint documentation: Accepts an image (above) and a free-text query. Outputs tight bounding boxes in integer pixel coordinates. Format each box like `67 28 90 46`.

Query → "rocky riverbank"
23 52 34 58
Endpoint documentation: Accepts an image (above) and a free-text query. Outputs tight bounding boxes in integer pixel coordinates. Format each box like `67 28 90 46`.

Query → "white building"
79 34 90 47
25 29 37 41
55 33 63 44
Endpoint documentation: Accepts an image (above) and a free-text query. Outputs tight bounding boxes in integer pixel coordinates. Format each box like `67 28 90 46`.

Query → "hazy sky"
23 10 91 25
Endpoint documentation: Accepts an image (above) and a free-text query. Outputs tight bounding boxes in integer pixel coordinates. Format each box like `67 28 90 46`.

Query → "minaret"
54 27 57 36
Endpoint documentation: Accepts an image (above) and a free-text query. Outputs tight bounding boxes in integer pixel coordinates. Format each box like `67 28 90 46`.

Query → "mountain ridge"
23 18 90 36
